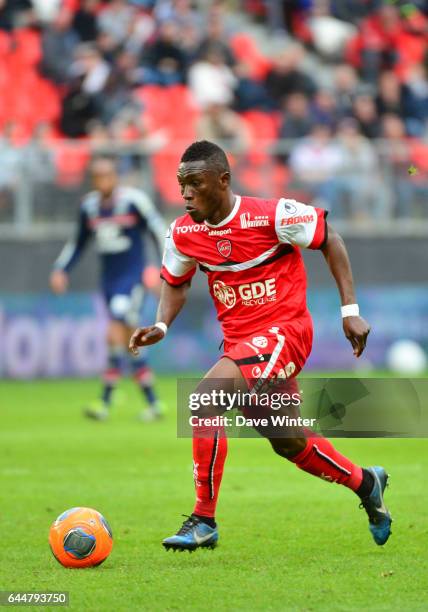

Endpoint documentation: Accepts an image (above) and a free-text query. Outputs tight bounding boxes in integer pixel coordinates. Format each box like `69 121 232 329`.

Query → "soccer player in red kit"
130 140 392 551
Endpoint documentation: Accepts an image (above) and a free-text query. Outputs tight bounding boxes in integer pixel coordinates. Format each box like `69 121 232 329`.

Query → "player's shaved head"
177 141 235 225
181 140 230 174
91 156 118 198
91 155 117 172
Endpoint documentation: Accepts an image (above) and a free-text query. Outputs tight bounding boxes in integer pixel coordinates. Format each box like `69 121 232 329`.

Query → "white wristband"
154 322 168 336
341 304 359 318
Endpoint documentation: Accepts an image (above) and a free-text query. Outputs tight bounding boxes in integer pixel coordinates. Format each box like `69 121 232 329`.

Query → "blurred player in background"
51 156 166 421
130 140 392 551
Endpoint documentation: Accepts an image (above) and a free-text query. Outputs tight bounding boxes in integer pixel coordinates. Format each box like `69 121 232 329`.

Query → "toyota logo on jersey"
217 239 232 258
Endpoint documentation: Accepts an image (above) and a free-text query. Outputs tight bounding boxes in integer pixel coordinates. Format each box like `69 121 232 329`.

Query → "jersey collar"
204 195 241 228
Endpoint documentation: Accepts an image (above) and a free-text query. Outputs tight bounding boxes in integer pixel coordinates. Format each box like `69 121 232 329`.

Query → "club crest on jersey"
212 280 236 309
217 239 232 258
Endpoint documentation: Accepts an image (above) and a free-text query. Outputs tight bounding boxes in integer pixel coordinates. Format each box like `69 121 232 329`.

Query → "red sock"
290 434 363 491
192 425 227 518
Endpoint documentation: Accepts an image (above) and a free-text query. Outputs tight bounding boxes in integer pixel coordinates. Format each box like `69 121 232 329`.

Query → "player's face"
177 161 229 223
91 160 118 198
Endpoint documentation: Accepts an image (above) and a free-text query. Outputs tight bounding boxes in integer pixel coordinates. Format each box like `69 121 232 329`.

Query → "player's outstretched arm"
321 224 370 357
129 279 191 355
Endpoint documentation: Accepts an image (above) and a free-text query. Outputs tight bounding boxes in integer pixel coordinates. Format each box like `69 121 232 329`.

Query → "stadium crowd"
0 0 427 219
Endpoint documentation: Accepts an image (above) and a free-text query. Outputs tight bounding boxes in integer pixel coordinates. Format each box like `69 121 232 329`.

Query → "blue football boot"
162 515 218 552
360 466 392 545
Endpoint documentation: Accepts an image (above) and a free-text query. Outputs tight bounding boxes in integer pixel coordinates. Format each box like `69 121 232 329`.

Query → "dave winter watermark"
187 388 316 430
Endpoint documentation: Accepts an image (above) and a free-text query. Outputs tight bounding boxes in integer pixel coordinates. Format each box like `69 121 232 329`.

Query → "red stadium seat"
229 33 272 80
53 141 91 187
13 29 42 67
135 84 200 206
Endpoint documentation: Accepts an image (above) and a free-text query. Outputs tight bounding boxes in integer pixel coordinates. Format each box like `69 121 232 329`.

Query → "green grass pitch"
1 377 427 611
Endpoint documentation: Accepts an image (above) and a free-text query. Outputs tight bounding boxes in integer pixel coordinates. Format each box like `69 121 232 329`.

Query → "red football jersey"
161 196 327 345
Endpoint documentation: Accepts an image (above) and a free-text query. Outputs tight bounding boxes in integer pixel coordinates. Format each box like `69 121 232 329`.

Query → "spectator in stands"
97 0 135 49
72 0 98 43
265 43 317 109
0 122 23 220
333 64 359 118
402 63 428 136
381 113 428 218
72 43 111 96
23 122 55 185
141 20 185 85
310 88 339 129
60 78 98 138
330 0 382 24
375 68 427 135
155 0 203 32
233 61 273 112
196 7 235 67
40 7 78 84
188 47 236 109
196 103 251 153
308 0 357 61
279 92 314 141
99 50 140 124
352 94 381 139
125 9 156 56
376 70 406 118
176 21 202 69
0 0 33 32
345 4 402 85
332 118 388 220
289 123 342 206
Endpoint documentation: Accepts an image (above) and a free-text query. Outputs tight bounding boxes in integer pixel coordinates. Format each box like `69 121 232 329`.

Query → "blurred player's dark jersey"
55 186 165 295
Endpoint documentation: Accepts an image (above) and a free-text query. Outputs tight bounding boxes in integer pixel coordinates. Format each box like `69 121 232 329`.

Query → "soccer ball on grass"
49 507 113 568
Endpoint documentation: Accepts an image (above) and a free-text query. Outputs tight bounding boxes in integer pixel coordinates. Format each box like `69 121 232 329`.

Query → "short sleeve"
161 221 197 286
275 198 328 250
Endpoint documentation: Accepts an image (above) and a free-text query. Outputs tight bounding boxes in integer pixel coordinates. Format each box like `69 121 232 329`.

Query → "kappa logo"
240 212 269 229
280 214 314 226
212 280 236 309
217 239 232 258
252 336 268 349
208 227 232 236
251 366 262 378
282 200 298 215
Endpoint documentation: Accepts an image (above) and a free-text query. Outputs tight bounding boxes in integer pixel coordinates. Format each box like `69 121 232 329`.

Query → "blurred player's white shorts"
107 285 145 327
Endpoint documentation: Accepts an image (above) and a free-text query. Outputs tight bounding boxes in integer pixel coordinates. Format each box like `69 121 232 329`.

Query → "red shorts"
223 321 313 392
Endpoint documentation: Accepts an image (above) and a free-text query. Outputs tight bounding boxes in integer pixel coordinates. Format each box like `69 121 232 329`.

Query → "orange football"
49 507 113 568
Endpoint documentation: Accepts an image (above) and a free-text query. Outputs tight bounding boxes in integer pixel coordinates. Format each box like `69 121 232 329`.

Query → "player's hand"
129 325 165 355
50 270 69 294
343 316 370 358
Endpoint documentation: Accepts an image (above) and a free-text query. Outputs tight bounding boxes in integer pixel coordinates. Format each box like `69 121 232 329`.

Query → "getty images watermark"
187 388 316 431
176 378 428 438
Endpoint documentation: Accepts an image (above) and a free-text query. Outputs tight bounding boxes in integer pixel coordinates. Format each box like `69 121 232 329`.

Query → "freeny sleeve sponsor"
161 221 197 286
274 198 328 249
